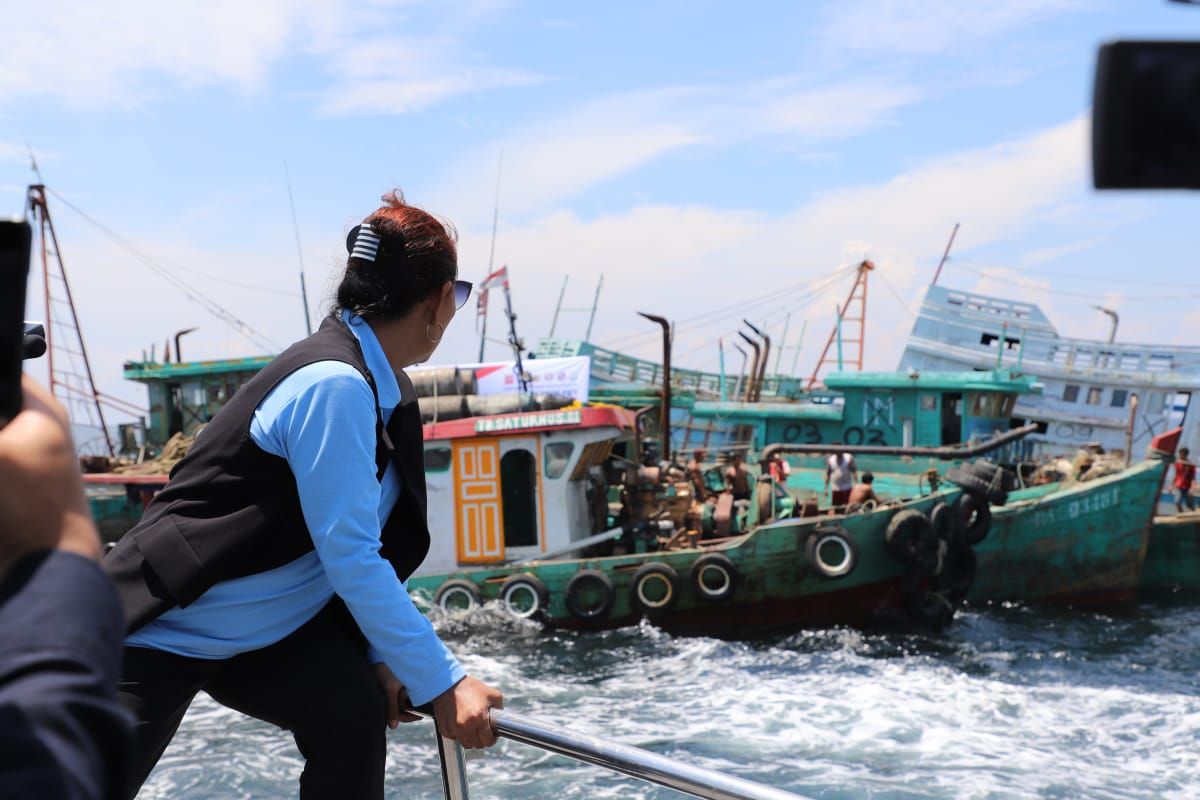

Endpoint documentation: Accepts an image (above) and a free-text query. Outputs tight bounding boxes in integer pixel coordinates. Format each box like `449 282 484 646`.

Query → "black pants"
117 601 386 799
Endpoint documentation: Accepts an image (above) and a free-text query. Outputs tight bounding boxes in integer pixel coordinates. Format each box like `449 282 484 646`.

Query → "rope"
46 188 284 353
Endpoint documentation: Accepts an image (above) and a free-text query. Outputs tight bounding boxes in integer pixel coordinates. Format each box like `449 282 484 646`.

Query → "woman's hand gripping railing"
407 704 811 800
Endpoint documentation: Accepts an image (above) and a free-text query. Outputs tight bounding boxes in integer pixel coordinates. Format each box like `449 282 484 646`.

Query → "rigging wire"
948 258 1200 302
874 268 917 319
670 270 851 365
597 264 856 352
950 256 1200 289
46 188 284 353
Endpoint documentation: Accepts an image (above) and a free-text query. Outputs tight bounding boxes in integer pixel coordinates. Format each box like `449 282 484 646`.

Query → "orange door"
453 438 505 564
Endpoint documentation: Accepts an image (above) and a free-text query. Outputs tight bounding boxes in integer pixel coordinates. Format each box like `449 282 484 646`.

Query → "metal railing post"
434 721 472 800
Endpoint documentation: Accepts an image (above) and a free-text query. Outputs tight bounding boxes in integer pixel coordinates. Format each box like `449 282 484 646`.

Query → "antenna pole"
585 273 604 342
930 222 960 287
503 279 528 392
480 151 503 362
774 312 791 374
284 162 312 336
549 275 569 337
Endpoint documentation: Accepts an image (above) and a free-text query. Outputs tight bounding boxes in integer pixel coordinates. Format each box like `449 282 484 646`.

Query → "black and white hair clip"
348 223 382 262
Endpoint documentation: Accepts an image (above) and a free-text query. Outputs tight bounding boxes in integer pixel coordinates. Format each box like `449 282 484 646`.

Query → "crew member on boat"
104 191 502 799
847 471 879 507
767 451 791 484
1174 447 1196 514
687 449 708 500
725 452 752 501
824 449 858 509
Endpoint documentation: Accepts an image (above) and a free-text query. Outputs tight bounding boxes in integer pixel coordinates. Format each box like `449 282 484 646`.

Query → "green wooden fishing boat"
1142 512 1200 595
408 489 965 635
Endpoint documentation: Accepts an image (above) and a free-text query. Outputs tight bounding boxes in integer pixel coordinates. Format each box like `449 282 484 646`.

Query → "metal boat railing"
409 706 809 800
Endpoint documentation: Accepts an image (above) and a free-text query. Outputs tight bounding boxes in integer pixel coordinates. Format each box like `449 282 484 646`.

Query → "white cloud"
820 0 1083 57
315 34 542 115
435 116 1091 377
0 1 306 107
0 0 534 114
1021 237 1104 266
435 77 922 222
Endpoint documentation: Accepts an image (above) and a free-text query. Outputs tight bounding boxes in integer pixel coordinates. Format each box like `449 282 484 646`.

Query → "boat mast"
28 185 125 457
283 161 312 336
930 222 960 286
805 259 874 390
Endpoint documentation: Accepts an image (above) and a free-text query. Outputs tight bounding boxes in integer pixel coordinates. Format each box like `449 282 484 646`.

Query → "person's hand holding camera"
0 375 99 580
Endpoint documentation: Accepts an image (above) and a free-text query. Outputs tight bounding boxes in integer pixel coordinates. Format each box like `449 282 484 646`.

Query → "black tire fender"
929 502 963 544
932 542 977 604
956 492 992 545
945 466 1009 506
499 573 549 619
965 459 1017 492
564 569 615 619
884 508 935 563
901 562 955 631
434 579 483 613
630 562 681 613
690 553 738 602
805 527 858 579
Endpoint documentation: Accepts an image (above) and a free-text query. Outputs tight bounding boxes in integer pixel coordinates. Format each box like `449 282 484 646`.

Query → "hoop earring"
426 321 444 344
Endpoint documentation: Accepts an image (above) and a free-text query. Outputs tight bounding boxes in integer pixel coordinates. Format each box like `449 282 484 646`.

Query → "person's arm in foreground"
0 376 132 799
266 369 501 748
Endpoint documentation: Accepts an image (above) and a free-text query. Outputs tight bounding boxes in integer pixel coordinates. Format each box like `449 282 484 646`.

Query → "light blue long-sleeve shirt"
126 313 464 705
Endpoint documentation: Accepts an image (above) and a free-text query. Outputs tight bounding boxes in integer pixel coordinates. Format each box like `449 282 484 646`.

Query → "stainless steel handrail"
409 706 809 800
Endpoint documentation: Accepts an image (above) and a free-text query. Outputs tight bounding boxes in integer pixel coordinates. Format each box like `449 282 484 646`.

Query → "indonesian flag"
476 266 509 318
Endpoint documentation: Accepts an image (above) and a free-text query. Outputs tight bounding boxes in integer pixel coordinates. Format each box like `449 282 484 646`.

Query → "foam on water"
138 603 1200 799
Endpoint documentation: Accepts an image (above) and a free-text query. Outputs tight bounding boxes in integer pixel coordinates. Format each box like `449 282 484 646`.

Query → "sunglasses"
453 279 473 310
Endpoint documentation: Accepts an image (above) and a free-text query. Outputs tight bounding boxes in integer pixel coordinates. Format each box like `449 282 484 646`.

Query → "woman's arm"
257 364 464 705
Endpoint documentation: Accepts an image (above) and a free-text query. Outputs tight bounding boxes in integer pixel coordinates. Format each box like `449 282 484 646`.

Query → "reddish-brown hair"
334 190 458 320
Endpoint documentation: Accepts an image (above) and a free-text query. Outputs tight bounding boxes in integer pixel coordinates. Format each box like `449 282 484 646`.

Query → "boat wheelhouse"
418 406 638 575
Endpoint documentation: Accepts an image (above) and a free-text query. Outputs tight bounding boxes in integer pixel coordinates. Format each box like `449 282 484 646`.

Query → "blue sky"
3 0 1199 422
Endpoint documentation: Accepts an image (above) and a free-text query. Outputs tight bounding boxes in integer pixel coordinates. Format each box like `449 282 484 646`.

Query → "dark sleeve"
0 550 134 800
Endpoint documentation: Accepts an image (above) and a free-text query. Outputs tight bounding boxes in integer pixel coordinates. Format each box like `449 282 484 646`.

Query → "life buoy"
690 553 738 602
884 508 935 563
499 573 549 619
434 579 482 613
564 569 615 619
630 562 681 613
955 492 992 545
806 527 857 579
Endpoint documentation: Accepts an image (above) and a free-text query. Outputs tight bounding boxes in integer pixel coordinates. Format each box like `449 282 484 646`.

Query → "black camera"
1093 40 1200 189
1 219 33 425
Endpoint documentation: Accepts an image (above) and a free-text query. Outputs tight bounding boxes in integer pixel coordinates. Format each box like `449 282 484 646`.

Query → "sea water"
137 601 1200 799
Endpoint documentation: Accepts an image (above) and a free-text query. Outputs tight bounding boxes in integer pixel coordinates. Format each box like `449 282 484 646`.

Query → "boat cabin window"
501 449 538 547
543 441 575 479
1086 387 1103 405
979 333 1020 350
1110 389 1128 408
1063 384 1080 403
423 446 452 472
969 392 1009 417
919 394 937 412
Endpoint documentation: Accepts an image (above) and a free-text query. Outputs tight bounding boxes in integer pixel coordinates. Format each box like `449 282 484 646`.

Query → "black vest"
104 316 430 634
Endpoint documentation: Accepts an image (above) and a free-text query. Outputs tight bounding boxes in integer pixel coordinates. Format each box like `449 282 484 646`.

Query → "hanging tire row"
432 554 743 622
886 458 1012 630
